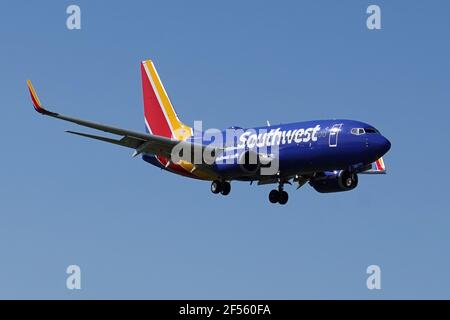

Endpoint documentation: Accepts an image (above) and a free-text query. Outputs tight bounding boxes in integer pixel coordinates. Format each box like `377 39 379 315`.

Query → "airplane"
27 59 391 205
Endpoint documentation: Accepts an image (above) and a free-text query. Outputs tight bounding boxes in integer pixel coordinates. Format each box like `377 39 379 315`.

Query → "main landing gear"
269 183 289 205
211 180 231 196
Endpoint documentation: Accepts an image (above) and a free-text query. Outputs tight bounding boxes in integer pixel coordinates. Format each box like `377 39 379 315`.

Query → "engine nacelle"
238 150 261 175
309 170 358 193
214 150 273 177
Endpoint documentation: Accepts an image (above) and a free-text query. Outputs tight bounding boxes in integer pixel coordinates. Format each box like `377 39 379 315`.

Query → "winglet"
26 80 57 116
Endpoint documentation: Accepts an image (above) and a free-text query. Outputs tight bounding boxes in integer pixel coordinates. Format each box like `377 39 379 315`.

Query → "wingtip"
26 80 55 116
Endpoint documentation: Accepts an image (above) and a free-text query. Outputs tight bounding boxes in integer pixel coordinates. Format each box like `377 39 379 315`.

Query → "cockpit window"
364 128 379 134
351 128 365 135
351 127 380 135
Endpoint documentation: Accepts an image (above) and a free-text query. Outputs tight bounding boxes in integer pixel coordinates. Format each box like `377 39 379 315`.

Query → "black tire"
269 189 279 203
340 171 358 190
221 182 231 196
345 177 353 188
278 191 289 205
351 173 358 189
211 180 222 194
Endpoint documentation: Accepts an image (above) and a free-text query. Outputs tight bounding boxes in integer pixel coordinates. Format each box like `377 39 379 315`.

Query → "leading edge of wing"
27 80 219 163
27 80 160 141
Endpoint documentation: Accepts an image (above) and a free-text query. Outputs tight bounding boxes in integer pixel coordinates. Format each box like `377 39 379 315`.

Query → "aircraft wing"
26 80 215 161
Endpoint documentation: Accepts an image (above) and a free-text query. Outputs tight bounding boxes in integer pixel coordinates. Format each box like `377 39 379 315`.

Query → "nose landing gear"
269 183 289 205
211 180 231 196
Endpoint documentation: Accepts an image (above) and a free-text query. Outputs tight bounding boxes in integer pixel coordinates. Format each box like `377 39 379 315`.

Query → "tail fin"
140 60 192 140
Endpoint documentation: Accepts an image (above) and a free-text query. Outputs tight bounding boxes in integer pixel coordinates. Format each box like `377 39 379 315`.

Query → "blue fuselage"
143 119 391 181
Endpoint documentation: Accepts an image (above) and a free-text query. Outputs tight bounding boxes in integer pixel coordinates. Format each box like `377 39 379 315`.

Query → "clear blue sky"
1 0 449 299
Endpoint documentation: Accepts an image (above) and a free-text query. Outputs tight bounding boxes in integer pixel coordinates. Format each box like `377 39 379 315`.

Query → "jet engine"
238 150 261 174
309 170 358 193
214 150 273 177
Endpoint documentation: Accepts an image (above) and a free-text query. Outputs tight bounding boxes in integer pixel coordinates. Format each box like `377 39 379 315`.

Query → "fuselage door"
329 123 343 147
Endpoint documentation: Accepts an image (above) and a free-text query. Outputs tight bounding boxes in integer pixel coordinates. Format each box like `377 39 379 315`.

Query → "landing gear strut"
211 180 231 196
269 183 289 205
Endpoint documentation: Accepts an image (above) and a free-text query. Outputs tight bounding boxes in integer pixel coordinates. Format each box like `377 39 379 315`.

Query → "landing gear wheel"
220 182 231 196
344 177 353 188
341 172 358 189
211 180 222 194
269 189 279 203
278 191 289 205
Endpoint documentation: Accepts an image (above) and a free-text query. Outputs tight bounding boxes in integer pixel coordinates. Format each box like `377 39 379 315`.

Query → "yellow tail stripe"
144 60 191 141
144 60 215 179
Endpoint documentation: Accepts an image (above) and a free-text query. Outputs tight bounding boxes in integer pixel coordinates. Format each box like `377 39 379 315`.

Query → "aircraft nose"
371 135 391 157
384 137 391 153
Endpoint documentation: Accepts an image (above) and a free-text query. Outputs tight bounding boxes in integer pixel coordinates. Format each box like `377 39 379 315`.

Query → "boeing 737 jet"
27 60 391 204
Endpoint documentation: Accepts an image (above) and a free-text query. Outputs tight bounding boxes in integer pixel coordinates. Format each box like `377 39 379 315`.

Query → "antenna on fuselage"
266 120 271 126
